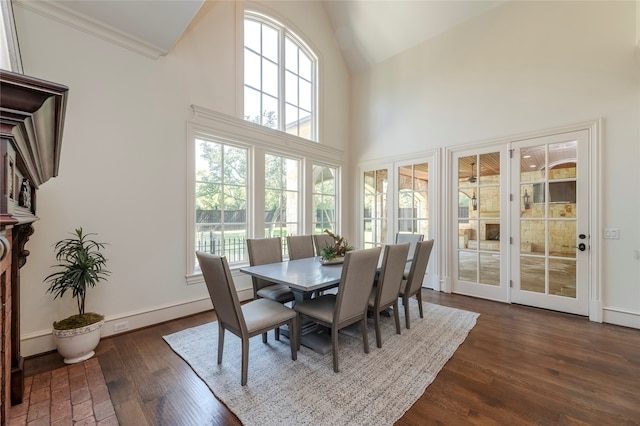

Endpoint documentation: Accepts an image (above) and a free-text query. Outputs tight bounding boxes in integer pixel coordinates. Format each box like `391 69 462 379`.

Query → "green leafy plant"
44 228 110 330
319 229 355 261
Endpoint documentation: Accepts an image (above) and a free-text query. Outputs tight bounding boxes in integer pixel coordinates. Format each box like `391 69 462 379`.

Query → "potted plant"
44 227 110 364
319 229 355 264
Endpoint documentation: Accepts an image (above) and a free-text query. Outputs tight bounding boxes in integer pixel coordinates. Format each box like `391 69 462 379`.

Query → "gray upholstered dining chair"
196 252 298 386
286 235 315 260
313 233 336 256
368 242 410 348
247 238 295 341
395 233 424 262
294 247 381 372
399 240 434 329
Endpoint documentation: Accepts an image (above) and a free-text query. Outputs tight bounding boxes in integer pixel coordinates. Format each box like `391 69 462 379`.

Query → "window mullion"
279 30 286 133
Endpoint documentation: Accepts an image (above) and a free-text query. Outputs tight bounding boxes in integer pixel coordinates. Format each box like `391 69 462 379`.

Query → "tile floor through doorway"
8 358 119 426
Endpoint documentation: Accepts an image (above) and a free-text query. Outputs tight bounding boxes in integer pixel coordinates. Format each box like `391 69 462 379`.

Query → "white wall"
13 0 349 356
350 1 640 327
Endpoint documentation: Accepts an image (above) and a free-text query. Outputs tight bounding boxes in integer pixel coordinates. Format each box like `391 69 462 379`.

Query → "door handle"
576 243 586 251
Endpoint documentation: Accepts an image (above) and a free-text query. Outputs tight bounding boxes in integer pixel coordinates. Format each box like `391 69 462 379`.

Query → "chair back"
313 234 336 256
395 233 424 261
196 252 246 336
247 238 283 292
287 235 315 260
405 240 434 296
334 247 381 326
376 243 411 307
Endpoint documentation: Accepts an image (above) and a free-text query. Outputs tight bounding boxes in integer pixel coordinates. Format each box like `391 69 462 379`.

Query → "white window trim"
186 105 343 285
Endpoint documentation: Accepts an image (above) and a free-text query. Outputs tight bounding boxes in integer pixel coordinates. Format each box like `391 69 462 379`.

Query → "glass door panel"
456 152 502 289
363 169 388 248
512 131 588 315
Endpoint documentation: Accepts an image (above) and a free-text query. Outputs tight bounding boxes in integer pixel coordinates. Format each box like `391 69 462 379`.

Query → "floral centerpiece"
319 229 355 264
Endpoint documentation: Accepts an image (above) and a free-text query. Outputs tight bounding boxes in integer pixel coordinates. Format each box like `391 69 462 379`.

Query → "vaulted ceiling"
15 0 504 72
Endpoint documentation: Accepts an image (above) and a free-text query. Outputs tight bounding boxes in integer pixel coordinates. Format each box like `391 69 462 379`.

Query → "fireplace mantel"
0 70 68 423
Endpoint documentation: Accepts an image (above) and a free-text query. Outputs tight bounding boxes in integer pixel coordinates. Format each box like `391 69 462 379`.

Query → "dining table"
240 252 412 355
240 256 347 354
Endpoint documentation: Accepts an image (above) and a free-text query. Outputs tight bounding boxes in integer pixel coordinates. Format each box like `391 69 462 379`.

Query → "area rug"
163 300 479 426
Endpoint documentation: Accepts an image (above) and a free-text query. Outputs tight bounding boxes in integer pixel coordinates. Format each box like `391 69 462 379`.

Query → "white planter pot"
53 320 105 364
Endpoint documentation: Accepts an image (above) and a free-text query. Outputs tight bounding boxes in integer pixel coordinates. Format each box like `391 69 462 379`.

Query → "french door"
510 130 589 315
452 128 591 316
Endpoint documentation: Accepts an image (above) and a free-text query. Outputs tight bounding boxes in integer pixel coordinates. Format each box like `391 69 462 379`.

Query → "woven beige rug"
163 300 478 426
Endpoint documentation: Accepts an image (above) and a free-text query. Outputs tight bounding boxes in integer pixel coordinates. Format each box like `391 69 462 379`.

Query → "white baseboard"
602 306 640 329
21 288 254 357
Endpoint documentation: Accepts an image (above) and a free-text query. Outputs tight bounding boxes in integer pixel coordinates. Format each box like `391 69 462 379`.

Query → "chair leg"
361 317 370 354
217 323 225 364
332 326 340 373
374 310 382 348
289 317 298 361
404 295 411 329
393 302 401 335
275 326 280 341
262 332 267 343
296 313 303 350
417 291 424 318
241 337 249 386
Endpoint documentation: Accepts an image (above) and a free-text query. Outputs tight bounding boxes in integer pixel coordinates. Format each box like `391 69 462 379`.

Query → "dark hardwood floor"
25 291 640 425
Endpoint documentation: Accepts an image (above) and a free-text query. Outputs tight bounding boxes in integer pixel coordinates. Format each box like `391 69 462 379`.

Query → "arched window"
243 12 317 141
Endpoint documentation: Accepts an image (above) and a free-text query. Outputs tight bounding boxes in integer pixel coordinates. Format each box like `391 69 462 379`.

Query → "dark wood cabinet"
0 70 68 423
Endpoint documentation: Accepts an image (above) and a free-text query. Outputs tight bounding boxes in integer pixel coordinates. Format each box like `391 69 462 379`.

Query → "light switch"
604 228 620 239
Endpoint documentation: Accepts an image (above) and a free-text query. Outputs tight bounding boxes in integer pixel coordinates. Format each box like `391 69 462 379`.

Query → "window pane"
285 37 297 73
265 189 280 212
195 139 221 182
223 146 247 185
299 51 312 80
414 163 428 190
244 86 261 122
549 140 577 180
521 146 545 183
282 191 299 222
262 58 278 97
195 182 220 209
244 50 261 89
244 19 260 52
398 165 412 190
283 158 299 190
364 171 375 194
262 24 278 62
376 170 387 192
285 104 299 135
265 155 282 189
266 154 300 243
262 95 278 128
313 164 337 234
299 79 311 111
285 71 298 105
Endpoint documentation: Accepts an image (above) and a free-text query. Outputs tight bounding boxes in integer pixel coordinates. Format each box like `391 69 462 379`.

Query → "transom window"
244 12 317 141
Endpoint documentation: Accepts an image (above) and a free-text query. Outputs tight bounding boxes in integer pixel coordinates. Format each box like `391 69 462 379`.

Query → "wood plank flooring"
24 291 640 425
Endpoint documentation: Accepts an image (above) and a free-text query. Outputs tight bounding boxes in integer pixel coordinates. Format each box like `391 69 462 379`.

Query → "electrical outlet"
113 321 128 332
604 228 619 239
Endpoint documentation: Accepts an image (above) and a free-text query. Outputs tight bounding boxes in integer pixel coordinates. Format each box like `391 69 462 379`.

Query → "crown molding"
15 0 166 59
